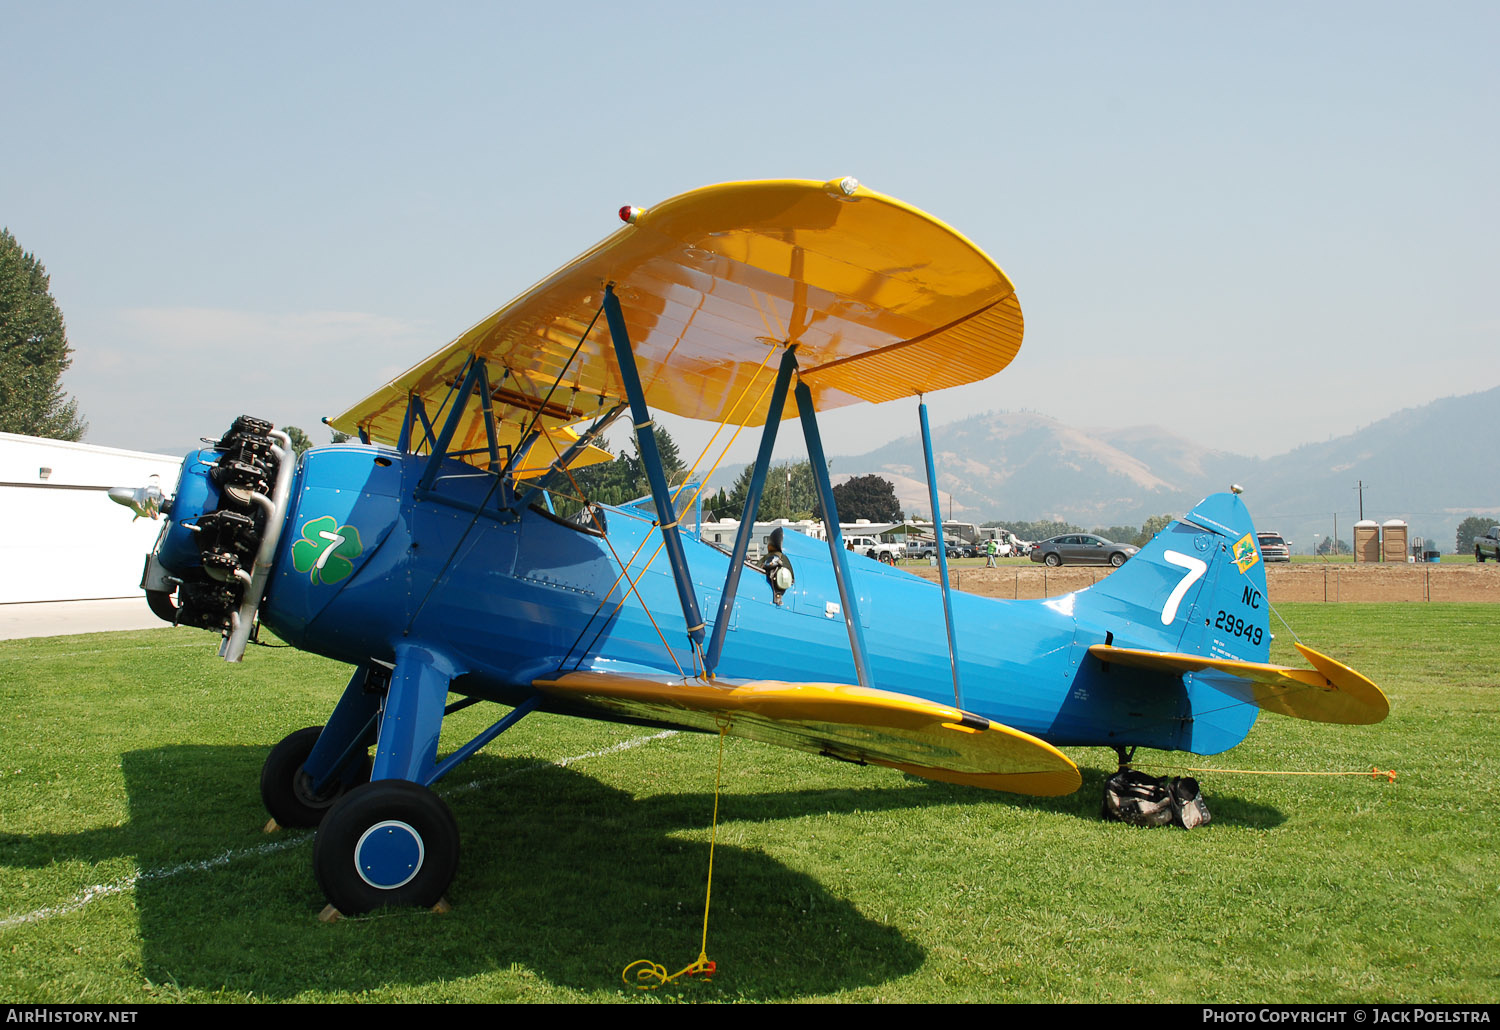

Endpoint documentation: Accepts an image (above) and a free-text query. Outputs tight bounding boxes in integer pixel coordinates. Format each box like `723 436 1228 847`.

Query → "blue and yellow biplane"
120 178 1388 915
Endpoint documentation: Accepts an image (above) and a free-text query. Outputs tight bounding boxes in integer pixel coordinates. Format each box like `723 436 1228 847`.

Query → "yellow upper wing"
329 178 1022 450
535 670 1080 797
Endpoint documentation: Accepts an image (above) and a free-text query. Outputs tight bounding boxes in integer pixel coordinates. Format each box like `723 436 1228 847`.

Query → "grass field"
1 605 1495 1003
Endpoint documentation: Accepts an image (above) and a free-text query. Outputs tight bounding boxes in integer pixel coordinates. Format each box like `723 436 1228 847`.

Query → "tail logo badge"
1232 533 1260 575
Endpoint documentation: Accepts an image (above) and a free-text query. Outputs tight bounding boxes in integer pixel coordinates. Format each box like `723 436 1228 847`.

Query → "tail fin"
1073 492 1274 753
1076 491 1270 664
1074 493 1387 752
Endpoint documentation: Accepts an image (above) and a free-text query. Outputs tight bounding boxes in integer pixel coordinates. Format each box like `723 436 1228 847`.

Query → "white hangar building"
0 432 184 603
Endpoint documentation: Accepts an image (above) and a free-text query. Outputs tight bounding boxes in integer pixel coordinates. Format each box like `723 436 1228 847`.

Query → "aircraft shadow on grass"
2 743 1281 999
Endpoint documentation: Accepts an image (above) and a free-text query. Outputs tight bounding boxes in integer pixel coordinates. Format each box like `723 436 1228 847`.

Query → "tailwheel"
313 780 459 915
260 726 371 829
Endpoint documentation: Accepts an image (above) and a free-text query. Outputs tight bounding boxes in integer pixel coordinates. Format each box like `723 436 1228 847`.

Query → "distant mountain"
1234 387 1500 550
851 411 1245 526
706 386 1500 553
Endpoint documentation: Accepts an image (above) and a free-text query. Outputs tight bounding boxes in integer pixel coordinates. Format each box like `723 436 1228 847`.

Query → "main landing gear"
260 652 534 914
313 781 459 915
260 726 459 915
258 651 499 914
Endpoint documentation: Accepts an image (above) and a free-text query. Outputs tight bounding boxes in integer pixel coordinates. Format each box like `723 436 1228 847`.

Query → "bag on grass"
1102 771 1212 829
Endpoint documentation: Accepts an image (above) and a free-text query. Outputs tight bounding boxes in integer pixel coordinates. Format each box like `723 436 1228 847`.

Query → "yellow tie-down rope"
621 722 731 990
1138 763 1397 783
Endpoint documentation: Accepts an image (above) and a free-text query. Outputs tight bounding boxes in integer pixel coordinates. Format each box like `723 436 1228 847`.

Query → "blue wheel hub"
354 819 425 889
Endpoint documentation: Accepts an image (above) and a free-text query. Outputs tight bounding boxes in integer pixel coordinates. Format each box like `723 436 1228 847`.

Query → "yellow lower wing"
534 671 1081 797
1089 642 1389 725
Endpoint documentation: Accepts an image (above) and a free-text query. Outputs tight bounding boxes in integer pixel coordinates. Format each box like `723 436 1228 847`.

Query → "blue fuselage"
188 444 1258 758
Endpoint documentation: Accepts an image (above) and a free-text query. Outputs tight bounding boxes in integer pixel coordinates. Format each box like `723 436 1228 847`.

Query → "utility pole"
1357 481 1365 522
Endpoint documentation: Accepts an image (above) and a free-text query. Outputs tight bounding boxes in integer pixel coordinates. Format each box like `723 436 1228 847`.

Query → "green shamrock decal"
290 515 364 585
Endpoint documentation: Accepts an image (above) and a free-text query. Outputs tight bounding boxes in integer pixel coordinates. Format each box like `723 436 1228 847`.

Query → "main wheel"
261 726 370 829
1044 553 1062 567
314 780 459 914
1109 552 1126 568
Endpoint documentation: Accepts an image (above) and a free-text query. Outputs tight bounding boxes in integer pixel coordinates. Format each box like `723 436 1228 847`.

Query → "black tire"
260 726 370 829
1478 548 1485 563
314 780 459 914
1109 552 1126 568
144 588 179 624
880 551 895 565
1044 552 1062 567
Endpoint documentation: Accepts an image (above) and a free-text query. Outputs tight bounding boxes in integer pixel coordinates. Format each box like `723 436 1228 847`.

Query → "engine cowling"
142 416 290 633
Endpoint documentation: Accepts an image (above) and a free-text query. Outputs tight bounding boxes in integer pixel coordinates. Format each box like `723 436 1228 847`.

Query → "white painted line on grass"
0 730 680 929
449 729 681 794
0 837 308 930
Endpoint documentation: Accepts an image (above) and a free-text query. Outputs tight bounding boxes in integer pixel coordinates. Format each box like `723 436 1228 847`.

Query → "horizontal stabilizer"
1089 642 1389 725
534 671 1081 796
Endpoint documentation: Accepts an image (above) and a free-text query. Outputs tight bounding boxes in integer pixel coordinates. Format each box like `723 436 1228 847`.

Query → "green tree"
284 425 314 456
1091 525 1138 544
831 474 902 522
559 444 629 509
1136 514 1174 546
0 228 86 440
650 429 686 487
723 460 822 523
986 519 1084 541
1456 516 1494 554
553 427 688 517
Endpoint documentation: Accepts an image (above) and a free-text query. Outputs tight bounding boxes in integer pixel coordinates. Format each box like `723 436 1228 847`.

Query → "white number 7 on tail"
1160 550 1207 626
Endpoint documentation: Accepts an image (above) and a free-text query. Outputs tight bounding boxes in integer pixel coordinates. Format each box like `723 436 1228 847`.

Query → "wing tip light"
824 175 861 198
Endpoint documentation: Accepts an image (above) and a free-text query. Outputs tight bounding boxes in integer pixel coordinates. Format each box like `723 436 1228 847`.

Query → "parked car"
1028 534 1139 568
846 535 903 564
1476 526 1500 562
1256 532 1291 562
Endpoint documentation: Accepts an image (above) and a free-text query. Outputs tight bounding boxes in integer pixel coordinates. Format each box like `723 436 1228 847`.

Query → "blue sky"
4 2 1494 466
